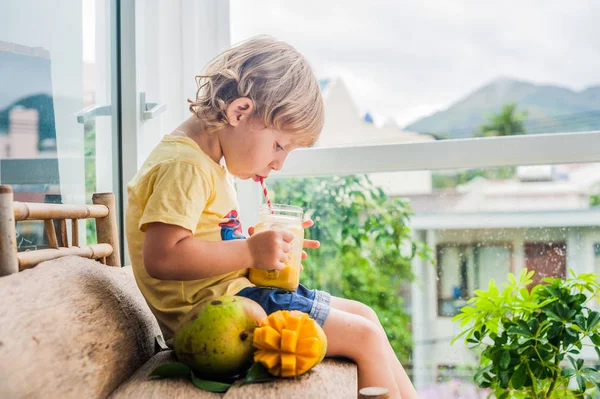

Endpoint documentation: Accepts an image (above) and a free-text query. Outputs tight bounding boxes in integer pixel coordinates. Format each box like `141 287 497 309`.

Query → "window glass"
269 161 599 389
0 0 118 248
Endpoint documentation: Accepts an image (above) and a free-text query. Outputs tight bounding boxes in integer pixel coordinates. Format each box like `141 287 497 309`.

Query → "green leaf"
569 323 584 333
586 311 600 330
590 334 600 346
451 327 471 345
568 355 578 369
555 304 567 320
500 351 511 370
561 368 576 378
241 362 278 385
511 365 527 389
508 323 532 338
544 310 563 322
190 372 232 393
527 318 539 334
148 362 191 379
595 346 600 360
474 365 492 384
583 368 600 389
576 374 586 393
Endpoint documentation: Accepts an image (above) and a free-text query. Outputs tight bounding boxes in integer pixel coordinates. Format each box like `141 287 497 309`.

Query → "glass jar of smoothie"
248 204 304 291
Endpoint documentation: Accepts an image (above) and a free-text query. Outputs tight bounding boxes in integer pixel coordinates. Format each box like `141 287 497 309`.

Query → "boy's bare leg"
322 308 402 399
329 296 419 399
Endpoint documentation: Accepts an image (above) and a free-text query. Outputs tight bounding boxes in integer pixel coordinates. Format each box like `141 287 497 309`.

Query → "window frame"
436 241 515 318
271 130 600 178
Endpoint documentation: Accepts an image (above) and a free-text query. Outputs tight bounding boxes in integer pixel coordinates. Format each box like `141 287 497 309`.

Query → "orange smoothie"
249 206 304 291
249 264 300 291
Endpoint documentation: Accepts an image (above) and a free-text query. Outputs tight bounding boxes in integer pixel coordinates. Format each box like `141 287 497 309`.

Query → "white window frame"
273 130 600 178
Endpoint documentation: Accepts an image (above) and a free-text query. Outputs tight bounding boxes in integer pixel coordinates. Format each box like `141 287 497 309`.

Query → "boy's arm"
143 222 293 280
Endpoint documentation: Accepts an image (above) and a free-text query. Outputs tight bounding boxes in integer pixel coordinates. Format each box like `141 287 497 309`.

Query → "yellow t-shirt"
125 135 254 339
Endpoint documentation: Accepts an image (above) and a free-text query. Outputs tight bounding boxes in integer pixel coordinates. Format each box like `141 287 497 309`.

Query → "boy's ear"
226 97 254 126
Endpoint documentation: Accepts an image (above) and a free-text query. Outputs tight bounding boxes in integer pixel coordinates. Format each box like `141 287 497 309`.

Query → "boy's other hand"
246 230 294 271
300 220 320 261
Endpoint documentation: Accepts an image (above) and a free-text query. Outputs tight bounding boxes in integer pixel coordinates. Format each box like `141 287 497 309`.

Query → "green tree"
272 175 431 359
477 103 527 137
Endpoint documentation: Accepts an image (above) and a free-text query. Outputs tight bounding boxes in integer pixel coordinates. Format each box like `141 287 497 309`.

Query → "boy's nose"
270 152 290 171
269 160 282 171
269 156 286 171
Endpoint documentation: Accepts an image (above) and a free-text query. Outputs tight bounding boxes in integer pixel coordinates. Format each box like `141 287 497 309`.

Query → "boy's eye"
275 142 284 151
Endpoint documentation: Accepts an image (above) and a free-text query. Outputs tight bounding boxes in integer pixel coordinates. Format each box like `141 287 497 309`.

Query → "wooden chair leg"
0 185 19 276
71 219 79 247
92 193 121 266
44 220 58 249
57 219 68 247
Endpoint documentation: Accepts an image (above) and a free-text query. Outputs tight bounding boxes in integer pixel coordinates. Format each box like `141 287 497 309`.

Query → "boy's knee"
349 300 380 324
353 319 388 359
355 318 385 346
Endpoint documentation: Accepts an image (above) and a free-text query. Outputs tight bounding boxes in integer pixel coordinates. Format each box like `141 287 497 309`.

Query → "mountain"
405 78 600 138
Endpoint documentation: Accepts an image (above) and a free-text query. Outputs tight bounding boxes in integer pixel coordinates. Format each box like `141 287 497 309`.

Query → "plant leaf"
508 324 532 338
561 368 576 378
190 372 232 393
511 365 527 390
583 368 600 389
451 327 471 345
544 310 562 322
500 351 511 370
241 362 278 385
575 374 586 393
587 311 600 330
148 362 191 379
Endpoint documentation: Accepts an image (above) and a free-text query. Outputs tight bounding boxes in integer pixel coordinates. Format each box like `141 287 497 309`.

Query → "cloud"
230 0 600 124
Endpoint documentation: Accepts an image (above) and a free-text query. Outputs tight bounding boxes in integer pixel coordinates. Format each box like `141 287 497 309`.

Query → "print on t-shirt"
219 210 245 240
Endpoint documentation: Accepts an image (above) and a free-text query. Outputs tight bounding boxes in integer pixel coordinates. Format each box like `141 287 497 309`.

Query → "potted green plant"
453 269 600 398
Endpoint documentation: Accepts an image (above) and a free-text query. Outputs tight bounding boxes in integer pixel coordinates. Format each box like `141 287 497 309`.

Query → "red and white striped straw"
258 177 274 213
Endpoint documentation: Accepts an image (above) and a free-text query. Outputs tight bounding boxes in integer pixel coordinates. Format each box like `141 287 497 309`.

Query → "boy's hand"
300 220 320 260
247 219 320 271
246 230 294 271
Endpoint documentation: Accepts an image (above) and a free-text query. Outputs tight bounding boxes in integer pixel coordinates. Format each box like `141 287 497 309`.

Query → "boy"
126 36 417 399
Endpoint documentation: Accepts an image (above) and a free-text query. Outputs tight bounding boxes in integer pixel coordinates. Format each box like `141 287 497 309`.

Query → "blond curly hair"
188 36 324 147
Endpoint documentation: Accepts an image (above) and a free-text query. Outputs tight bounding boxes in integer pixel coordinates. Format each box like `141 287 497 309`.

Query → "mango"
173 296 266 379
253 310 327 377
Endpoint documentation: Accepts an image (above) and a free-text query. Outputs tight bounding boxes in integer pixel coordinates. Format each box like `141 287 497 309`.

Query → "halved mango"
253 310 327 377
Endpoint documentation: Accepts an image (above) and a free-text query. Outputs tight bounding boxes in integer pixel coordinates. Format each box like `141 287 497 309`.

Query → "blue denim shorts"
236 284 331 327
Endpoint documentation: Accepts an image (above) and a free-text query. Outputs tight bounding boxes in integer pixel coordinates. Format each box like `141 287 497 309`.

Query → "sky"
230 0 600 127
